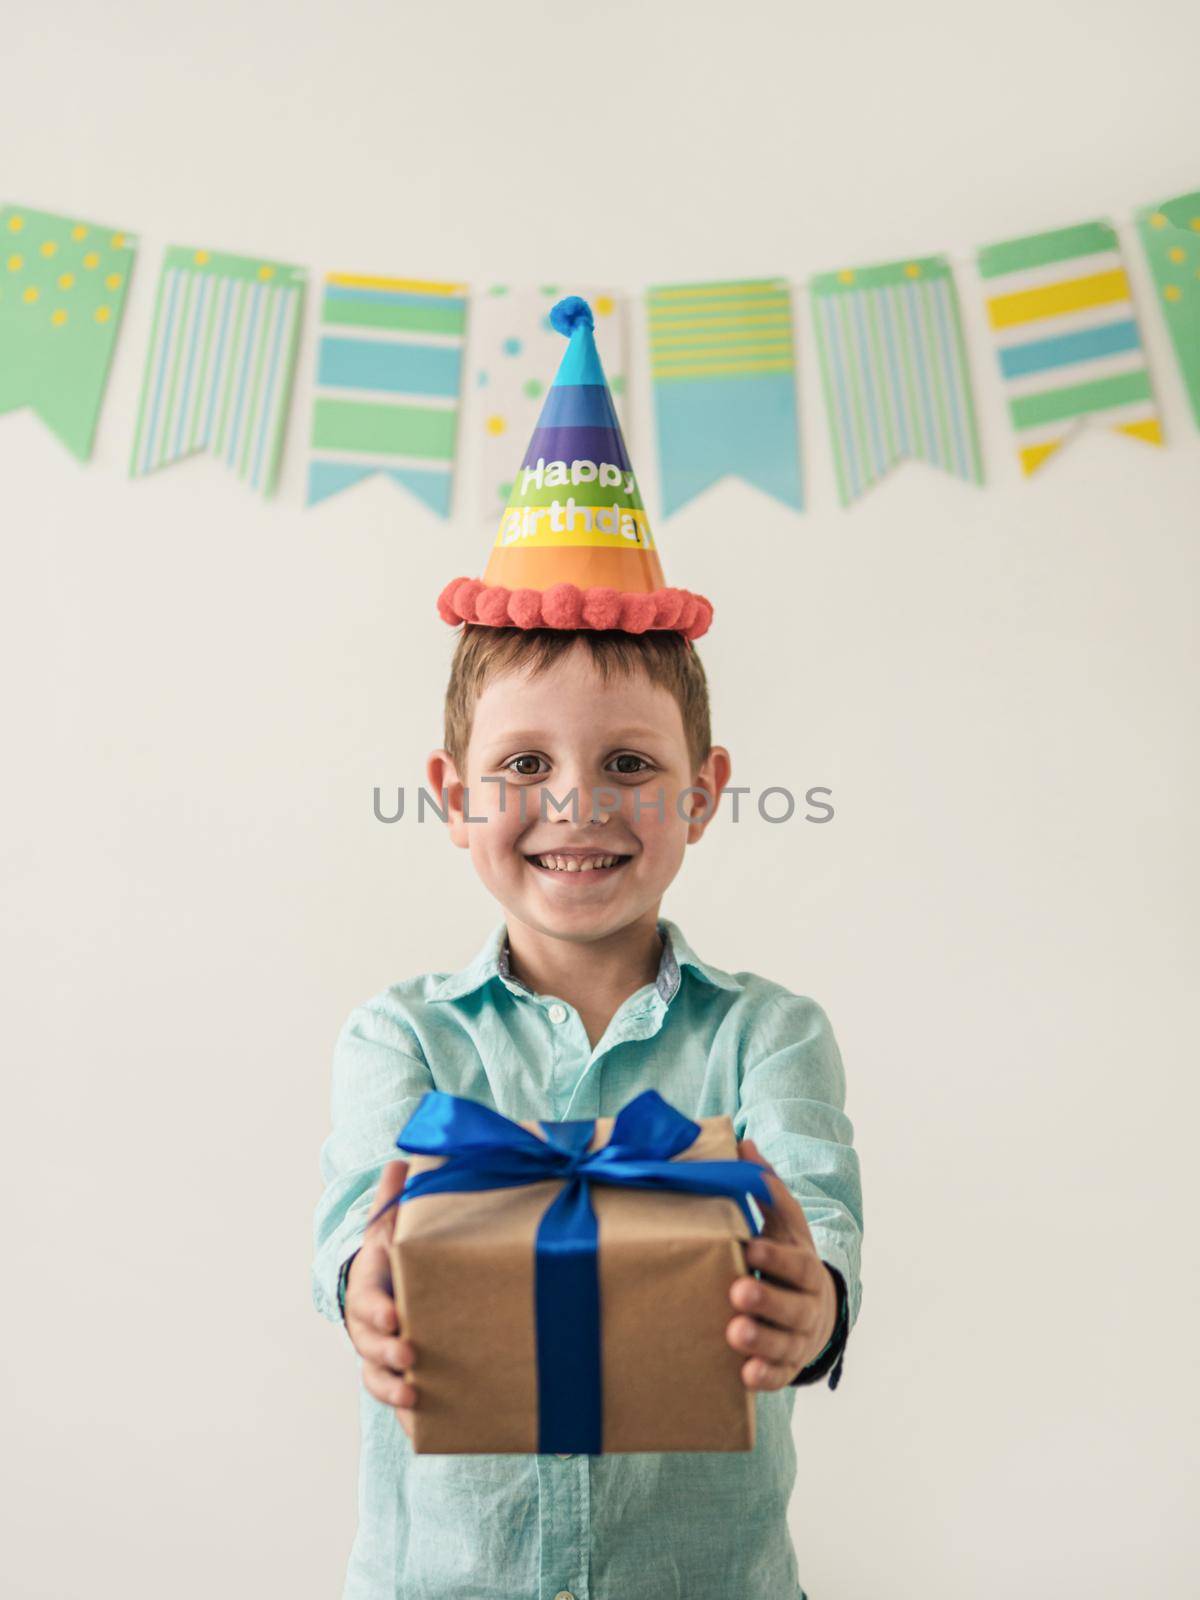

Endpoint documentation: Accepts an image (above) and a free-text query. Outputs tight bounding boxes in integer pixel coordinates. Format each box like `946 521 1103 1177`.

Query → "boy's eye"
505 755 546 777
610 754 651 775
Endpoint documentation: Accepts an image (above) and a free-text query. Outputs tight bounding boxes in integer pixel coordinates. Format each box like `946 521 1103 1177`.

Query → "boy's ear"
426 749 470 848
687 745 732 841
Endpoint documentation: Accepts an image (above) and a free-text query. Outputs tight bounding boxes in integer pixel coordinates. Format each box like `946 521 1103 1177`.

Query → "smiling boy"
312 298 864 1600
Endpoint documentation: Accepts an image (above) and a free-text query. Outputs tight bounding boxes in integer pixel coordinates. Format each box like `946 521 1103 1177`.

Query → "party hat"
438 295 713 641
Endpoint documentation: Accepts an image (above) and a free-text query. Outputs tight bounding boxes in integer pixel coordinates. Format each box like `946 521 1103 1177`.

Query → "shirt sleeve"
733 991 864 1386
311 997 437 1327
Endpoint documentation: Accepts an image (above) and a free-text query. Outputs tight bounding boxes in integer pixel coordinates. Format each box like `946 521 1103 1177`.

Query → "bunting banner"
1136 189 1200 432
474 284 629 522
977 219 1162 477
646 277 804 516
130 246 305 496
0 204 136 461
810 256 983 507
4 184 1198 516
308 275 467 515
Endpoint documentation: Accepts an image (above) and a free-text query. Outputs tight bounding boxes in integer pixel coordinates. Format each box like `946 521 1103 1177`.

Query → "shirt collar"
427 916 742 1005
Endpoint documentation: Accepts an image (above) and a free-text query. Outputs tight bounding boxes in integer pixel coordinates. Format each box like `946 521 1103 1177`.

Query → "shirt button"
547 1003 568 1024
553 1592 575 1600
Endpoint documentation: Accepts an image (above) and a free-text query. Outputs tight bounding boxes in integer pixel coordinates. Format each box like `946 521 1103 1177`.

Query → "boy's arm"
312 999 436 1328
733 992 864 1387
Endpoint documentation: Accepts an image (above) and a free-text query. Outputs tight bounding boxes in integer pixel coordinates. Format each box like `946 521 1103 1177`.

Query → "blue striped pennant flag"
307 274 467 516
977 219 1162 476
810 256 983 506
130 246 305 496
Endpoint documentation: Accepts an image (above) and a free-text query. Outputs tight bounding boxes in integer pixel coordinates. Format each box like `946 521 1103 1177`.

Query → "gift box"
385 1089 773 1455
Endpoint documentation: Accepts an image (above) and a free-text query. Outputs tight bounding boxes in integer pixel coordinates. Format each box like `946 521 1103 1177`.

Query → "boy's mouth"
523 851 633 876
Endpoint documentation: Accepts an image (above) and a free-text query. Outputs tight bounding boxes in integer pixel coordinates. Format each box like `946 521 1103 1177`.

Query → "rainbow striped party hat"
438 295 713 642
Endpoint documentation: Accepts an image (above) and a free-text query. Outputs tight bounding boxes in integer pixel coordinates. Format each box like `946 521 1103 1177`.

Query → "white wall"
3 2 1197 1595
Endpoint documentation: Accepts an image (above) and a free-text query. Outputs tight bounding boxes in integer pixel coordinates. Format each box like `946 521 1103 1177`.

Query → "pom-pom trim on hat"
437 577 713 641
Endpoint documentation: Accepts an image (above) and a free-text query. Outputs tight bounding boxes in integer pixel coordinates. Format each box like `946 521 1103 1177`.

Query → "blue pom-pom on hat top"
549 295 595 336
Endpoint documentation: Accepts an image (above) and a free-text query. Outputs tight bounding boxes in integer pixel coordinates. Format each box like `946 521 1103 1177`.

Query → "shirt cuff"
790 1262 849 1391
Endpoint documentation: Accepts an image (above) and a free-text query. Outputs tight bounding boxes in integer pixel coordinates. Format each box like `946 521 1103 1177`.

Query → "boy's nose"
548 773 620 822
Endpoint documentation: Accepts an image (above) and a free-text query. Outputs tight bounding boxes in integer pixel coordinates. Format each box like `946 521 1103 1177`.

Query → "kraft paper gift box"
386 1089 771 1456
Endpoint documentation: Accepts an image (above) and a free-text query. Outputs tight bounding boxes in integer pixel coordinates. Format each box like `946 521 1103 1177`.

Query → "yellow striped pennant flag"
646 278 803 515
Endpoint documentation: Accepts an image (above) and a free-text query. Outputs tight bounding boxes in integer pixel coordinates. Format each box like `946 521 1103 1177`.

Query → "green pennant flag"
1136 188 1200 432
0 203 136 460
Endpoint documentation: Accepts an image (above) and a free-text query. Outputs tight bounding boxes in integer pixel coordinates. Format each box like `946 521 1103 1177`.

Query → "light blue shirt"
312 916 864 1600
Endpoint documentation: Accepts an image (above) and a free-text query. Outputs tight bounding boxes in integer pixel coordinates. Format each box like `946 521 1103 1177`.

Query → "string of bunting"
0 187 1196 517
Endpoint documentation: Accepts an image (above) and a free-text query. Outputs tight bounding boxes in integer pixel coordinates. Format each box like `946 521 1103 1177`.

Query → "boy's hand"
727 1137 839 1389
344 1160 419 1438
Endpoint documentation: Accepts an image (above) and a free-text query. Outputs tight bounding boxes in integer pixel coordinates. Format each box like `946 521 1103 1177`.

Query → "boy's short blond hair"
444 626 713 780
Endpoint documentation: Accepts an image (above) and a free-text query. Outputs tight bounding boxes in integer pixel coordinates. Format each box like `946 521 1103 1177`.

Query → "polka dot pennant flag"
474 284 628 523
308 274 468 517
130 245 305 497
976 219 1162 477
1136 188 1200 434
0 204 136 461
810 256 984 507
646 278 803 517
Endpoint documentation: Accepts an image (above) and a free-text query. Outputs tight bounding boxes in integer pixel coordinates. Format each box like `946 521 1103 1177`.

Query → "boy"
312 298 863 1600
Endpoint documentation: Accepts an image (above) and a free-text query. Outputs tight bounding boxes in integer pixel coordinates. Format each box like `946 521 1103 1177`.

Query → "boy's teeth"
533 854 620 872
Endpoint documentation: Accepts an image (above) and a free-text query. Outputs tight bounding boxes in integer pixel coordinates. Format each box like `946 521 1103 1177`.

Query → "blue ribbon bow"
378 1088 773 1454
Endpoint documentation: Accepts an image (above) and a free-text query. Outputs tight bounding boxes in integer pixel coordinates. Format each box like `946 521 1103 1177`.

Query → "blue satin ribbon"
379 1088 773 1455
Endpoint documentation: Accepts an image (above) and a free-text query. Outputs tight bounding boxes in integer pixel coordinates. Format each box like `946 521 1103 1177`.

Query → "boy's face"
428 641 730 946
